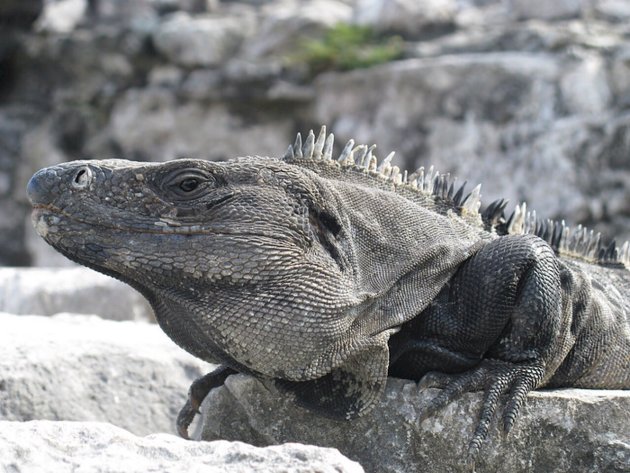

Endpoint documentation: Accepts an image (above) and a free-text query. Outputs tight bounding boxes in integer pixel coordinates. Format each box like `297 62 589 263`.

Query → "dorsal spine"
282 126 629 269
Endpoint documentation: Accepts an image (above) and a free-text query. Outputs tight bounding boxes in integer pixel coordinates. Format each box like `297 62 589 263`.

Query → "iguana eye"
179 178 199 192
162 169 213 199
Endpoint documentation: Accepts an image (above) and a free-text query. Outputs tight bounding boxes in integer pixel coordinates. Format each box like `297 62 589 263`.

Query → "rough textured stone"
242 0 353 59
109 87 293 161
153 12 252 67
595 0 630 21
35 0 87 33
84 0 161 26
353 0 457 37
0 313 211 435
200 374 630 473
507 0 586 20
0 0 43 28
0 267 153 321
559 53 611 114
0 421 364 473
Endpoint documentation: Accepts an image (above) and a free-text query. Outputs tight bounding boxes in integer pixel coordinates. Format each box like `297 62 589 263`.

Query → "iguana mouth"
31 203 281 238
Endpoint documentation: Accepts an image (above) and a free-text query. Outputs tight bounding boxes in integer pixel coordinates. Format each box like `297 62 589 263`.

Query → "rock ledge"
0 420 364 473
200 375 630 473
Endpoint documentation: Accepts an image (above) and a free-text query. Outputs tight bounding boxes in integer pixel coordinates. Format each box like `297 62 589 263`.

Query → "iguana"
27 126 630 462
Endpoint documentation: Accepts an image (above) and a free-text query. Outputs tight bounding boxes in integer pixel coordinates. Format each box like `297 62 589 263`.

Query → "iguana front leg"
177 365 237 439
389 234 563 462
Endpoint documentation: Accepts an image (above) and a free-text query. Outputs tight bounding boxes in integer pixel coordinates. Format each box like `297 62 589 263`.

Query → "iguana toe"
176 365 237 439
419 367 486 422
421 359 545 463
176 399 197 439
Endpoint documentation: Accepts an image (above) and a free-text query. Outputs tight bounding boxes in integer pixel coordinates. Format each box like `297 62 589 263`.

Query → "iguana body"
27 127 630 460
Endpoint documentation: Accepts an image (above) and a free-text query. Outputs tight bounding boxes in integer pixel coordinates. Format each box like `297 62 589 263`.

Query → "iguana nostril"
72 166 93 189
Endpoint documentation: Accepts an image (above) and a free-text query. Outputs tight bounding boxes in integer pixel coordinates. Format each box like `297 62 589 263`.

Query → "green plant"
295 24 404 76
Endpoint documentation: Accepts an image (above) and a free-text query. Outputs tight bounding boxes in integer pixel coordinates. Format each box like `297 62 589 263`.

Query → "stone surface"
507 0 586 20
108 87 294 162
595 0 630 21
153 12 251 67
353 0 457 37
559 52 611 114
242 0 352 59
0 312 212 435
0 421 364 473
200 374 630 473
0 267 153 321
0 0 43 28
35 0 87 33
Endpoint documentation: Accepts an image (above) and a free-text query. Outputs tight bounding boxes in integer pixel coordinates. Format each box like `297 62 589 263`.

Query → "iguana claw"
176 399 197 439
176 365 237 440
420 359 545 465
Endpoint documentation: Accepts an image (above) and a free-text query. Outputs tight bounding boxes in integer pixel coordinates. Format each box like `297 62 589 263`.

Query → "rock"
0 107 44 267
153 12 252 67
0 267 153 321
507 0 587 20
0 199 32 266
353 0 457 37
0 312 211 435
35 0 87 33
241 0 353 59
109 87 293 161
85 0 159 27
313 53 560 153
559 53 611 114
610 46 630 107
0 420 364 473
200 374 630 473
312 55 630 242
594 0 630 21
0 0 44 29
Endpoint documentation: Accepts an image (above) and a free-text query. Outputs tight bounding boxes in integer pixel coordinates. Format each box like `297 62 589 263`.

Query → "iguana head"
27 129 485 419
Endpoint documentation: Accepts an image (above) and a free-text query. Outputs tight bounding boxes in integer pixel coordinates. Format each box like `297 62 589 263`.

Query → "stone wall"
2 0 630 266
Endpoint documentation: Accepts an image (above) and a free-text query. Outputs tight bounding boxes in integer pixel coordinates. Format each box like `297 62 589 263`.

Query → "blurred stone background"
2 0 630 267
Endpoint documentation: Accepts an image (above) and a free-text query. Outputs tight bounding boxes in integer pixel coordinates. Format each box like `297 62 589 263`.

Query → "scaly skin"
27 128 630 464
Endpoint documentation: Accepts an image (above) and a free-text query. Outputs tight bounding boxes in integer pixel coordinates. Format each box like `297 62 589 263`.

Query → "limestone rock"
0 267 153 321
595 0 630 21
153 12 252 67
200 374 630 473
35 0 87 33
507 0 587 20
313 55 630 242
0 313 212 435
559 53 611 114
610 46 630 107
84 0 159 26
242 0 353 59
0 420 364 473
353 0 457 37
109 87 293 161
0 0 43 29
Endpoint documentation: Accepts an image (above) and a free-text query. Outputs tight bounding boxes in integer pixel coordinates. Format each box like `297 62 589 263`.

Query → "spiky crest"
282 126 629 270
282 127 482 220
